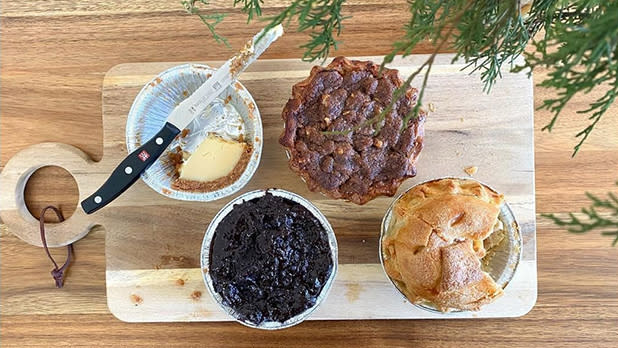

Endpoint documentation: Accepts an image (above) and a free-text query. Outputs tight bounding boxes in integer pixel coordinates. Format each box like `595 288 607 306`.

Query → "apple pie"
382 178 506 312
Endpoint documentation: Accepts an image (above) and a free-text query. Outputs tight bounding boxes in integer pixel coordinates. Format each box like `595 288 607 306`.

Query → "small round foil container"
201 189 338 329
379 177 522 314
126 63 262 201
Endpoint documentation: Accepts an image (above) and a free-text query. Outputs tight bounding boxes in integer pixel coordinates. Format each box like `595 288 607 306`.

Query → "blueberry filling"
209 193 333 325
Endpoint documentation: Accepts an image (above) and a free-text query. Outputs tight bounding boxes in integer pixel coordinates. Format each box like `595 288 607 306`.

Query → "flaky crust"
280 57 425 204
382 178 505 312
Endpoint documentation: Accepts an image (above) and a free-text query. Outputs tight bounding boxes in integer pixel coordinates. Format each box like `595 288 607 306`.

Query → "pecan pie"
382 178 506 312
280 57 426 204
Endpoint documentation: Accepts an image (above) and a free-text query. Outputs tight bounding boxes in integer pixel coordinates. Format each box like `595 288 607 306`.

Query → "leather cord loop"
39 206 74 288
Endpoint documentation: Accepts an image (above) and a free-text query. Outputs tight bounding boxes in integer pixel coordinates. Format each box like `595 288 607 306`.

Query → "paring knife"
81 24 284 214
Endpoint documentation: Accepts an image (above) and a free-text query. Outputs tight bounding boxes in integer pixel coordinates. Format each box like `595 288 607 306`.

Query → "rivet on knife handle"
80 123 180 214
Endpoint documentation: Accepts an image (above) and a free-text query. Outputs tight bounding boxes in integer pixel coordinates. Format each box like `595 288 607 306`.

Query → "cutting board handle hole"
24 166 78 223
1 142 95 247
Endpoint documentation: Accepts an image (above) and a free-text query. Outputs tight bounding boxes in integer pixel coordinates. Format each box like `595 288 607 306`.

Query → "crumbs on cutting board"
130 294 143 306
464 166 478 176
190 290 202 301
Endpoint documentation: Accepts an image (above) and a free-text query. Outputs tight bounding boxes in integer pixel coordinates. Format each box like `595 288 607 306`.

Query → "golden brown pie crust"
382 178 505 312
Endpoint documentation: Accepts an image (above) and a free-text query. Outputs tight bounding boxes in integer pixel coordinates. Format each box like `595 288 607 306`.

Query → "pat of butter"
179 135 246 182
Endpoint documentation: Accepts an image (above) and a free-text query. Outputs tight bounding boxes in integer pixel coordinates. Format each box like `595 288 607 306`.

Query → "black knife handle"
81 122 180 214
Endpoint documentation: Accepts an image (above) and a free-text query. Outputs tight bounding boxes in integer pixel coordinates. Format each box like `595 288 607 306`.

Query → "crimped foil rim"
200 188 339 329
379 176 523 314
125 63 263 202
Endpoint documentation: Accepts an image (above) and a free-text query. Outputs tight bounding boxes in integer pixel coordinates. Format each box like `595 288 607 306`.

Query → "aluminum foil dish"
380 177 522 313
125 63 262 202
201 189 338 329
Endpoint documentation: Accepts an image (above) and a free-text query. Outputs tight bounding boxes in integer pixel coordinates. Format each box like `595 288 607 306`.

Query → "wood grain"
0 143 98 247
1 0 617 347
24 166 79 222
0 55 537 320
97 56 536 321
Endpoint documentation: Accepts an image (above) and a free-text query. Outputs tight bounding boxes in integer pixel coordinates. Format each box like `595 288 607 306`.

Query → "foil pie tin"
200 189 339 330
125 63 263 202
379 177 522 314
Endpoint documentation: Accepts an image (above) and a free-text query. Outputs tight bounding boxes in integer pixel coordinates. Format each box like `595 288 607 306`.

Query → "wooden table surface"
1 1 617 347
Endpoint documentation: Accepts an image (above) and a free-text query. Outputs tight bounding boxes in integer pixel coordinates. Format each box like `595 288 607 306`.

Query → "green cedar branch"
186 1 617 155
234 0 263 22
186 0 347 62
523 1 618 156
182 0 230 47
542 183 618 246
260 0 347 62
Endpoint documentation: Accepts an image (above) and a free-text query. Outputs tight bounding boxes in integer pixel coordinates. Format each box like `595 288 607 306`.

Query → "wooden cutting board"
0 55 537 322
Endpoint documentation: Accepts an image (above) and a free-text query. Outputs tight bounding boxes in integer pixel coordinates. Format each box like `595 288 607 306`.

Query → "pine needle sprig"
184 0 347 61
393 3 472 131
542 183 618 246
453 0 531 93
362 0 534 139
182 0 230 47
258 0 347 62
234 0 263 22
522 1 618 156
186 1 618 155
298 0 346 62
381 0 466 69
382 0 618 156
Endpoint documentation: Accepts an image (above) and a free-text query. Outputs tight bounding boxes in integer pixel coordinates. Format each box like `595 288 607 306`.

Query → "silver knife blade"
167 24 284 131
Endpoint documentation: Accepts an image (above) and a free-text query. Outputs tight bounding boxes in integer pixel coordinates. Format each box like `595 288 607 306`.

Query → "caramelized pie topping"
280 57 425 204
